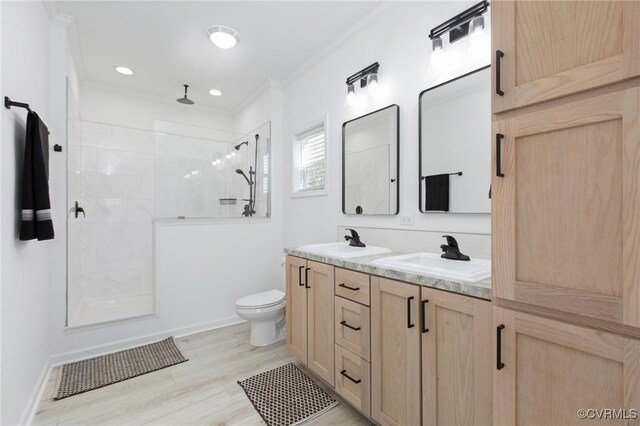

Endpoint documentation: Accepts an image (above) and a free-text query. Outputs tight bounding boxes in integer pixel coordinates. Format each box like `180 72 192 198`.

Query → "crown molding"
282 2 394 89
81 80 234 116
231 78 282 116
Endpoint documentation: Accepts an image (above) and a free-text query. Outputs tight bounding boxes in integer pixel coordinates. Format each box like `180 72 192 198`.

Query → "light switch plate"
399 215 414 226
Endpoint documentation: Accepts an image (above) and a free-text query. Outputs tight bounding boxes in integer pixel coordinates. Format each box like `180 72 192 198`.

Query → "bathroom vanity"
284 249 492 425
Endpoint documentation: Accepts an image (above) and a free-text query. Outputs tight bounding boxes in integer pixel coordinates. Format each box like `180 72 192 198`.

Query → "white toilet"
235 289 286 347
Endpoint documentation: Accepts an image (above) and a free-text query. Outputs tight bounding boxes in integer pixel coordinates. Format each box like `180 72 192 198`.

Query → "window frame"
291 116 329 198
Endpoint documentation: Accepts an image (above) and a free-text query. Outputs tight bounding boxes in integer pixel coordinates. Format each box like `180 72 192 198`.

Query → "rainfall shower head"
235 141 249 150
235 168 251 184
177 84 194 105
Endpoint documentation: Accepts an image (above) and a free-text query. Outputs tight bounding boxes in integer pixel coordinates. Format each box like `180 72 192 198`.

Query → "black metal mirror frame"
342 104 400 215
418 64 491 214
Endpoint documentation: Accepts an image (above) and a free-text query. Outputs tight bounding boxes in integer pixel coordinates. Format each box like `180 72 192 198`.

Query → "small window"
293 122 327 196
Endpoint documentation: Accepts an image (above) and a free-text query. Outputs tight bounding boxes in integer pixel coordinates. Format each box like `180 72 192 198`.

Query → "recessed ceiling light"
207 25 239 49
115 66 134 75
209 89 222 96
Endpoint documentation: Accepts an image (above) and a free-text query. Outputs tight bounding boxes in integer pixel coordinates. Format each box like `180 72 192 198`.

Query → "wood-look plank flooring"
33 322 370 425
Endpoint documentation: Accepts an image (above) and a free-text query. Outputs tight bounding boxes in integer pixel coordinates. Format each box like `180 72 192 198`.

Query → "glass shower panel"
67 119 155 327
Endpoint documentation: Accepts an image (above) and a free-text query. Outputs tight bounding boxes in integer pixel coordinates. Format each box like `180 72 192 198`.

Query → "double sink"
296 242 490 284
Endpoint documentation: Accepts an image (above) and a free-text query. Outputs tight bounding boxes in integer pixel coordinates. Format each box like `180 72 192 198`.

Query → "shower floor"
68 294 154 328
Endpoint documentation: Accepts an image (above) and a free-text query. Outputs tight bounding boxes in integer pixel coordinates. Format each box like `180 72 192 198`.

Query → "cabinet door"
421 288 492 426
307 260 335 385
494 307 640 425
371 277 421 426
492 87 640 331
286 256 308 363
492 1 640 112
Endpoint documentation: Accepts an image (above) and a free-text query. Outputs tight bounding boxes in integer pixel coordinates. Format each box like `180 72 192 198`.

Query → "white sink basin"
296 242 391 259
371 252 490 283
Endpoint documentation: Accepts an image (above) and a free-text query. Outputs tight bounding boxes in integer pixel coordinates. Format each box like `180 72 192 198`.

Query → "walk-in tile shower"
66 118 271 327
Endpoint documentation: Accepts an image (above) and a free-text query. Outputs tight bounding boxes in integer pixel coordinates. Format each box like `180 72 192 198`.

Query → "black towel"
20 112 54 241
424 174 450 212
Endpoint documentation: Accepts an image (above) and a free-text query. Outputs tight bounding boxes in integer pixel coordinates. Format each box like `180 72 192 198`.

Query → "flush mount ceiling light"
345 62 380 107
209 89 222 96
208 25 239 49
115 66 134 75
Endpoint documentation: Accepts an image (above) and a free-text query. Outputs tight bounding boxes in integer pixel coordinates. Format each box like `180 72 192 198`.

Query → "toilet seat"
235 289 285 309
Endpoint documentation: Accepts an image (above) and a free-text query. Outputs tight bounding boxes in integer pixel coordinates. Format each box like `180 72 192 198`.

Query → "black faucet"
344 228 366 247
440 235 470 261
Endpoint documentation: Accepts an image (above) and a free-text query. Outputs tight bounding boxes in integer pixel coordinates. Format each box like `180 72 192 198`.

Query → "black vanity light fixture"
429 1 489 67
345 62 380 107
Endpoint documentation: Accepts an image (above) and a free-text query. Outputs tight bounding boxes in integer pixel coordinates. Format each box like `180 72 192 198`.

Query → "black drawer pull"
497 324 505 370
496 50 505 96
338 283 360 291
298 266 305 287
407 296 415 328
340 320 361 331
340 369 361 384
496 133 505 178
421 299 429 333
305 268 311 289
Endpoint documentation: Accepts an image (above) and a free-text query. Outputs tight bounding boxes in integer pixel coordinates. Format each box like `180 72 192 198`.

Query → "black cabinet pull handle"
338 283 360 291
421 299 429 333
497 324 505 370
340 320 361 331
304 268 311 289
340 369 361 384
407 296 415 328
496 133 505 178
298 266 305 287
496 50 505 96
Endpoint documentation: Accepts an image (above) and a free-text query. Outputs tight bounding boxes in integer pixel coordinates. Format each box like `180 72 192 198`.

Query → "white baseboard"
21 316 245 425
49 315 245 366
19 358 52 426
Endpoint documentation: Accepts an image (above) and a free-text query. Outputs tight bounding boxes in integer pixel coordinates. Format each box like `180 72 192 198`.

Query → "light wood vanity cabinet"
492 1 640 113
286 256 494 425
370 277 422 426
285 256 335 386
493 306 640 424
421 287 492 426
492 86 640 332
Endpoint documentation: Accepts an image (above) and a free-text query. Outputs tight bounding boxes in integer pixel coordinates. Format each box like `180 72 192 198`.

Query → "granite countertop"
284 248 491 301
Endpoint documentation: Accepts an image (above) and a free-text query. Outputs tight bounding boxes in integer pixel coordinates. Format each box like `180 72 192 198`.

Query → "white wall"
282 2 491 250
0 2 60 424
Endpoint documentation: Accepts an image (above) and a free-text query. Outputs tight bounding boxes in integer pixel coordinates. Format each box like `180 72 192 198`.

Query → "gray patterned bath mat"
238 362 338 426
54 337 187 400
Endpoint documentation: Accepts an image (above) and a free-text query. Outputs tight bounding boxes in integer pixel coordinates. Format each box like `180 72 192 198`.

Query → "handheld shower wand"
235 169 251 185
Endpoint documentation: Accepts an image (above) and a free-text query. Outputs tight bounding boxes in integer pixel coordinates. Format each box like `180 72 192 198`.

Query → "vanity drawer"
335 296 370 361
335 268 370 306
335 345 370 418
